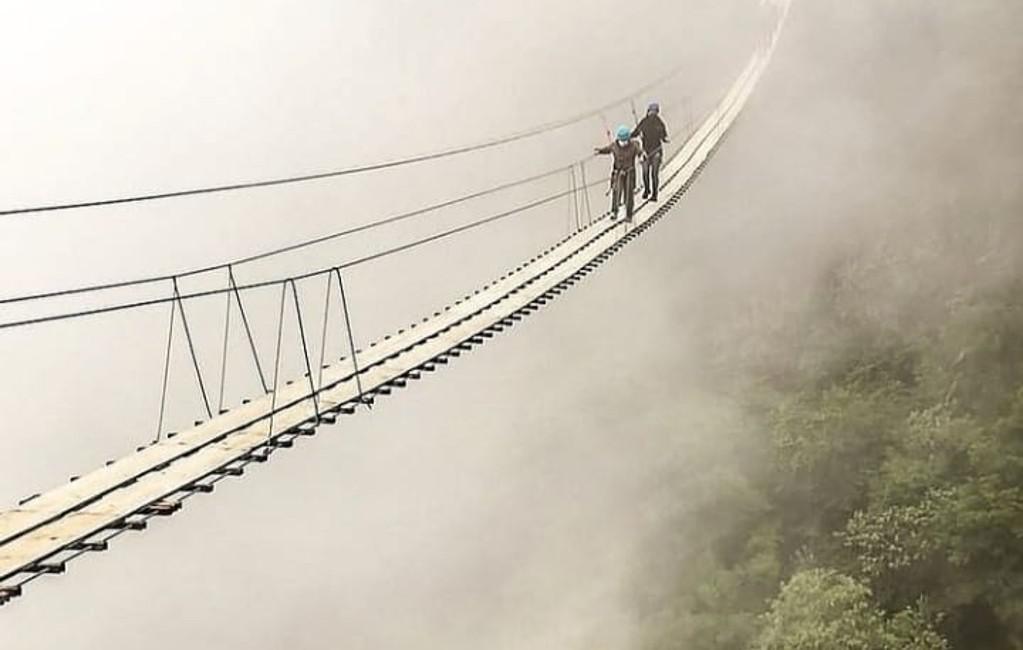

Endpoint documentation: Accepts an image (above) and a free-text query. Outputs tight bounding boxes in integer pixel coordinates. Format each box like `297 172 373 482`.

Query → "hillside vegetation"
638 217 1023 648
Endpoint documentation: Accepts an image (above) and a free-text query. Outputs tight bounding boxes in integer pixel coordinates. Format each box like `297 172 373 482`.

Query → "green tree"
755 569 947 650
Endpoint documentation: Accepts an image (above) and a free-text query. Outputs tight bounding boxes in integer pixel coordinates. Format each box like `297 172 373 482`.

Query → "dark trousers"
611 168 636 219
642 150 663 198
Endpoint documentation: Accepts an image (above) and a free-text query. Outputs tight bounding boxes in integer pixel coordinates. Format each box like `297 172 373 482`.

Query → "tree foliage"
756 568 946 650
638 272 1023 649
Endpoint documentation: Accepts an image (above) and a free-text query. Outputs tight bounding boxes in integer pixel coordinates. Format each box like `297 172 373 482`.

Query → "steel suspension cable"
0 162 575 307
1 80 714 333
1 75 697 309
329 177 605 270
0 178 606 331
0 63 686 219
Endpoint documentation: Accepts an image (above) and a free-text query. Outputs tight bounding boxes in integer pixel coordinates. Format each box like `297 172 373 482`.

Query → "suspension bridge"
0 1 790 606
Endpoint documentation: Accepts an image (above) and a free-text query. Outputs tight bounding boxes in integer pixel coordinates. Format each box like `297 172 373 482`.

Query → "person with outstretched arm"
594 125 643 221
632 102 669 201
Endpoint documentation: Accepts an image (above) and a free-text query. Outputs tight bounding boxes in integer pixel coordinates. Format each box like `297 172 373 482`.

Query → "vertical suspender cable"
216 268 233 414
153 291 177 443
173 278 213 420
229 267 269 394
579 161 594 227
565 168 574 235
287 279 320 422
268 282 288 438
570 165 581 231
316 273 333 391
333 269 367 408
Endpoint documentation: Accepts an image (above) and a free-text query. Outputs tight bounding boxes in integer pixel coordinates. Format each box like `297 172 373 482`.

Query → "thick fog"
2 0 1019 648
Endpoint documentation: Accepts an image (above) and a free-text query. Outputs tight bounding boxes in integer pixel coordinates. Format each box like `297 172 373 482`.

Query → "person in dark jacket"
632 102 669 201
594 125 643 221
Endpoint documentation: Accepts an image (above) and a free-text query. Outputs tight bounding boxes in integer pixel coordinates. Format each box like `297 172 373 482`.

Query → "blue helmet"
647 102 660 114
616 125 631 142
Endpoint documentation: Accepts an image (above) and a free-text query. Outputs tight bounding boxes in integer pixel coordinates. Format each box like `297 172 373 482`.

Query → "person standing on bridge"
632 102 669 201
594 125 643 221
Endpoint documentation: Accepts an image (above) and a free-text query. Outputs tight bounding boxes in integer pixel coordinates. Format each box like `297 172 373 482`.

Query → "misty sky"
9 0 1017 648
